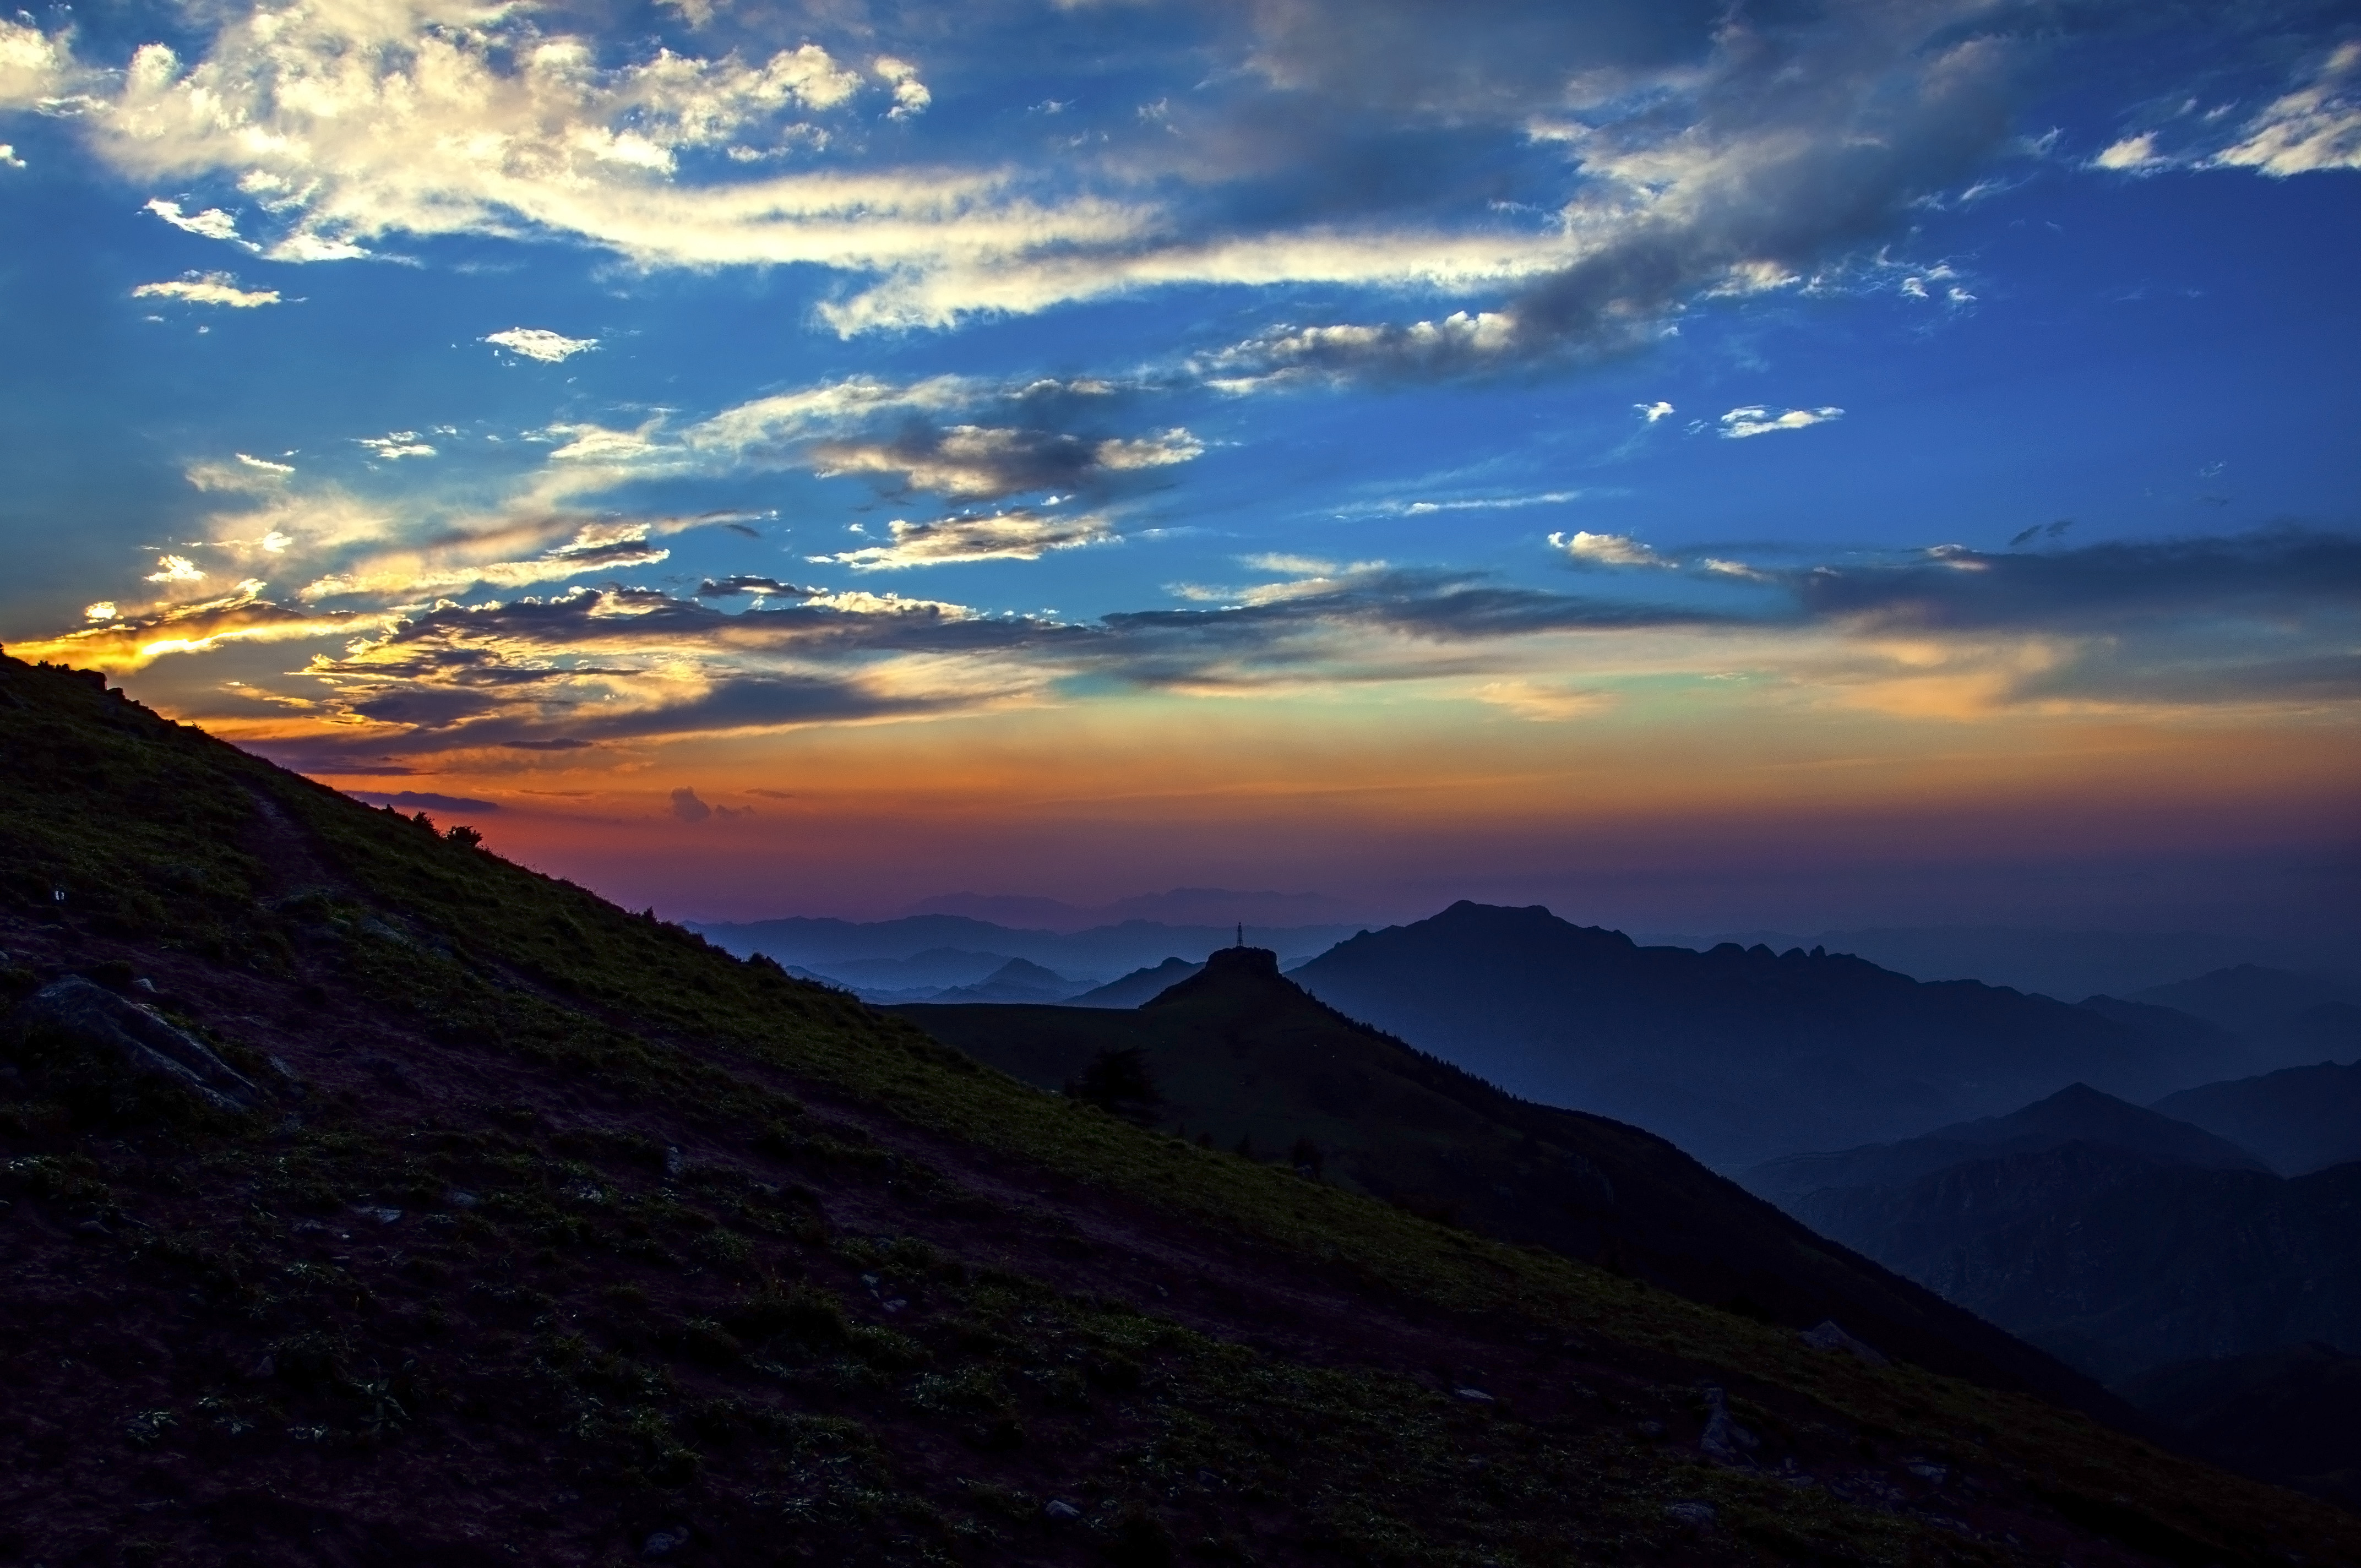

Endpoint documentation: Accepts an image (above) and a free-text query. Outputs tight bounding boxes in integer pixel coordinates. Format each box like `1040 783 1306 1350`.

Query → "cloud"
0 20 68 110
145 553 208 585
84 601 117 622
485 329 597 364
812 421 1200 500
2210 42 2361 177
697 575 803 598
1637 401 1675 422
1718 405 1843 439
874 57 932 122
1473 680 1614 721
1551 530 1673 568
299 520 674 600
4 588 378 672
144 198 244 243
818 509 1116 569
358 433 438 460
348 790 501 815
0 144 19 170
131 271 280 307
671 786 712 822
2092 133 2166 173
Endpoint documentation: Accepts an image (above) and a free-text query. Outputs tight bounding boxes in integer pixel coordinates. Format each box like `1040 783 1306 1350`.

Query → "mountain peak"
1143 943 1285 1006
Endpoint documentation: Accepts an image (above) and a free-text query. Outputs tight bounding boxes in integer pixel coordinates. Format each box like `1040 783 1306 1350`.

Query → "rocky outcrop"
7 976 260 1112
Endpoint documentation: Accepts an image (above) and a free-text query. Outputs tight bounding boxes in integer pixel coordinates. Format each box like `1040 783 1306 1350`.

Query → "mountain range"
1286 902 2259 1167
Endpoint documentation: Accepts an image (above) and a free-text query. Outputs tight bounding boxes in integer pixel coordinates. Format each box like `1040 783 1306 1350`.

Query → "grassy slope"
1 651 2355 1567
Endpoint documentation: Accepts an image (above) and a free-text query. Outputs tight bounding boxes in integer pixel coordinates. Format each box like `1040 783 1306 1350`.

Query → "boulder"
7 976 260 1112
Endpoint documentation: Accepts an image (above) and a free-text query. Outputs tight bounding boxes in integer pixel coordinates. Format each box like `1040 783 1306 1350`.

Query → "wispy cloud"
130 271 280 307
485 329 598 364
817 510 1115 569
1718 405 1843 439
1551 530 1673 568
358 433 438 460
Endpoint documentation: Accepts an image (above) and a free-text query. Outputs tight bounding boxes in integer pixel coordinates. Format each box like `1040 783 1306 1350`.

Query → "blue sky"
2 0 2355 930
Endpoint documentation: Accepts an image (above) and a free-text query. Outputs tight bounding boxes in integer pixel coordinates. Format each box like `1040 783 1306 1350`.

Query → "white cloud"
874 57 932 121
145 553 207 584
240 453 296 474
1551 530 1673 568
1636 401 1674 422
131 271 281 307
485 328 598 364
0 145 21 170
0 19 69 109
1718 405 1843 439
144 198 244 243
2092 133 2166 173
1093 428 1204 470
84 601 117 622
817 510 1113 569
543 422 664 462
2210 42 2361 176
359 433 438 460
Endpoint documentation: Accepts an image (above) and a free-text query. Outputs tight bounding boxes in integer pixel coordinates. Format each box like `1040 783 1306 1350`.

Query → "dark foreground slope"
1289 903 2250 1167
2 654 2356 1567
899 954 2129 1415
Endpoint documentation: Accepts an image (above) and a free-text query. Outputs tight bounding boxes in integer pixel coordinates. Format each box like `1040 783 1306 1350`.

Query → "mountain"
2129 965 2361 1069
6 651 2357 1566
1703 927 2343 1005
1288 901 2251 1167
2152 1059 2361 1175
693 912 1359 986
1067 956 1203 1007
928 956 1082 1002
1749 1098 2361 1386
2116 1342 2361 1512
1745 1083 2270 1203
893 948 2131 1413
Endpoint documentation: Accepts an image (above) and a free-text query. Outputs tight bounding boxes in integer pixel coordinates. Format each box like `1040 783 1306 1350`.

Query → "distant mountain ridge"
1289 901 2253 1167
692 913 1360 998
2152 1058 2361 1175
1741 1082 2361 1388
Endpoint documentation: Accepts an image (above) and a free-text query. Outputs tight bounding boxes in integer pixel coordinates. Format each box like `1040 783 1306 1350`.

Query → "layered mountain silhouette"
2152 1058 2361 1175
1287 901 2253 1167
894 946 2126 1412
1066 955 1203 1008
2128 964 2361 1068
1742 1085 2361 1387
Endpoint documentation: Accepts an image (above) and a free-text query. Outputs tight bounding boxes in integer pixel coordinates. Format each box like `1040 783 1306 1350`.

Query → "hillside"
2152 1059 2361 1175
894 952 2131 1412
2129 967 2361 1070
2117 1343 2361 1512
2 650 2357 1566
1289 902 2253 1167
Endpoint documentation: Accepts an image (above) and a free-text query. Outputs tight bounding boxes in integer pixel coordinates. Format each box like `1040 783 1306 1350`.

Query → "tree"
1064 1047 1161 1122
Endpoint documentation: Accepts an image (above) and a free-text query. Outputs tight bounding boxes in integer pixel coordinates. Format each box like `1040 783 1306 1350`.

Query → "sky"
1 0 2356 937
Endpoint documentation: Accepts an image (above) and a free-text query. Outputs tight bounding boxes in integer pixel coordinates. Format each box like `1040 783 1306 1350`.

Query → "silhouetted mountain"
1066 956 1203 1007
2130 965 2361 1069
804 946 1014 992
1287 902 2250 1166
1745 1083 2268 1204
2117 1342 2361 1512
694 912 1357 983
1770 928 2337 1004
2153 1059 2361 1175
1759 1130 2361 1384
891 948 2132 1415
904 887 1367 931
929 956 1080 1001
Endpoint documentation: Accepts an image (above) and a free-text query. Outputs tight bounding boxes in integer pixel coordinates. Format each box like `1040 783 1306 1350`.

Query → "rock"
1698 1385 1760 1464
443 1188 480 1208
1043 1499 1081 1521
7 977 260 1112
641 1525 690 1558
663 1146 686 1178
1664 1501 1717 1529
1800 1320 1889 1366
1453 1386 1495 1402
353 1206 403 1225
359 1056 421 1096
